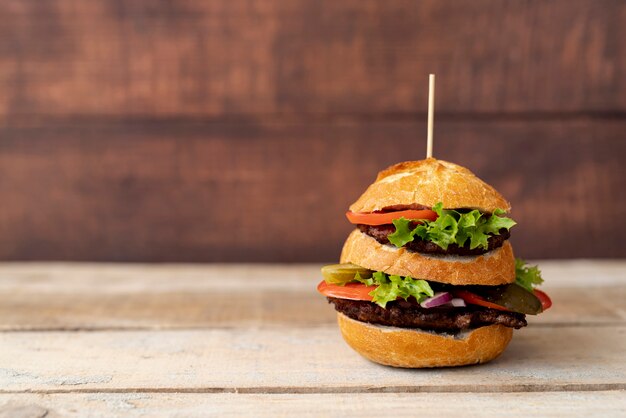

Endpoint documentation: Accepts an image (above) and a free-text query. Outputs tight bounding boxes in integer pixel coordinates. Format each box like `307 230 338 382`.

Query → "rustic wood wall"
0 0 624 261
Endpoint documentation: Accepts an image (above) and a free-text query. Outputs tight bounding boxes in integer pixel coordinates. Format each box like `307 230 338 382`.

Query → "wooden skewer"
426 74 435 159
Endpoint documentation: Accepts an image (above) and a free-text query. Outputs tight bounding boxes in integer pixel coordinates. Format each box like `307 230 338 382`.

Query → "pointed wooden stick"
426 74 435 159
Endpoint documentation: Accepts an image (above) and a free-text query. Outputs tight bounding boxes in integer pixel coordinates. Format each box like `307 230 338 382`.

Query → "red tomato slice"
345 209 438 226
317 281 376 301
533 289 552 311
453 290 510 312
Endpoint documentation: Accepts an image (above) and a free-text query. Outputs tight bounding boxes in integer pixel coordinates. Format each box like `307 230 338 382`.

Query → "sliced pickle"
475 283 543 315
321 263 374 285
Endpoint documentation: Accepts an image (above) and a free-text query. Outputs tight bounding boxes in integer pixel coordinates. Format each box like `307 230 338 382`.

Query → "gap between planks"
3 111 626 129
1 383 625 395
1 322 625 333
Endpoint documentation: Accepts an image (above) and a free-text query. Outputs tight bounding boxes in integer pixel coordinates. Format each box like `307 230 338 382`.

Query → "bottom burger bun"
340 229 516 286
337 313 513 368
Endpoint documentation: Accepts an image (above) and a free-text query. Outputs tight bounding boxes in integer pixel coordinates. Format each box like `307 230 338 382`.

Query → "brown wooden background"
0 0 625 262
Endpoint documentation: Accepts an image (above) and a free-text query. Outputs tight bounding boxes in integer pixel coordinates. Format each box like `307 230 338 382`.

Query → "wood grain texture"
1 392 625 417
1 119 624 261
0 261 624 331
0 0 623 117
0 0 624 262
0 262 624 414
0 326 624 393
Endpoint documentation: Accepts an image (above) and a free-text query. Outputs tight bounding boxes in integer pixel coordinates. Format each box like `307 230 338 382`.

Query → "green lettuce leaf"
386 217 418 247
354 271 434 308
515 258 544 292
387 202 516 250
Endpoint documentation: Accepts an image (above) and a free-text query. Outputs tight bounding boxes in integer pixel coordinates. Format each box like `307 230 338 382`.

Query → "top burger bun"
349 158 511 214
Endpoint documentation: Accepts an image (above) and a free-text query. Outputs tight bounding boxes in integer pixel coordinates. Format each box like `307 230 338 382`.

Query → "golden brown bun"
340 229 515 285
349 158 511 213
337 313 512 368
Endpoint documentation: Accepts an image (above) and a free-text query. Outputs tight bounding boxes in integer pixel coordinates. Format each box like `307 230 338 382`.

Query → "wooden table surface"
0 261 624 417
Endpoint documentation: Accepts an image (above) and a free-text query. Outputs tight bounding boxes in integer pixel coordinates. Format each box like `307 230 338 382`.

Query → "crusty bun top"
349 158 511 213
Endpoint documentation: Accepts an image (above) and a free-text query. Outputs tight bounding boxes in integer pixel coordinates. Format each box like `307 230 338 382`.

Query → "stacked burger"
318 158 551 368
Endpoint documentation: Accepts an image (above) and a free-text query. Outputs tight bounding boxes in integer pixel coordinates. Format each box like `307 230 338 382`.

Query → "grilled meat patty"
357 224 510 256
328 297 527 332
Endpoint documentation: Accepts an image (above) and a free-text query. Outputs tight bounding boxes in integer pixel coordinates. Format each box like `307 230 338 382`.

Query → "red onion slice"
420 292 453 308
448 298 466 307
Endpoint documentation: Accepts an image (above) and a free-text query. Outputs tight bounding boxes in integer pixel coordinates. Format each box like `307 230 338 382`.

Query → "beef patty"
357 224 510 256
328 297 527 332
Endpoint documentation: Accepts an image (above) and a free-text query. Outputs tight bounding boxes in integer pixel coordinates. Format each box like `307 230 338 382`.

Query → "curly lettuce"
515 258 544 292
388 202 516 250
355 271 433 308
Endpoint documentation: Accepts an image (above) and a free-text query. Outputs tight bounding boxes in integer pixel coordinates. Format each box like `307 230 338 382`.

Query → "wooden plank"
0 391 625 417
0 263 333 330
0 1 623 117
1 119 625 261
0 325 624 392
0 262 624 331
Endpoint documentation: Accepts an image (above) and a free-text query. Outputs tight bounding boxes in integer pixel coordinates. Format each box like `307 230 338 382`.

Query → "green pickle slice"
475 283 543 315
321 263 373 285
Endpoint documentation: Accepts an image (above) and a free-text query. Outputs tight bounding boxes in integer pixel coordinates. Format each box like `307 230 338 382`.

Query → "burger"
317 158 551 368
